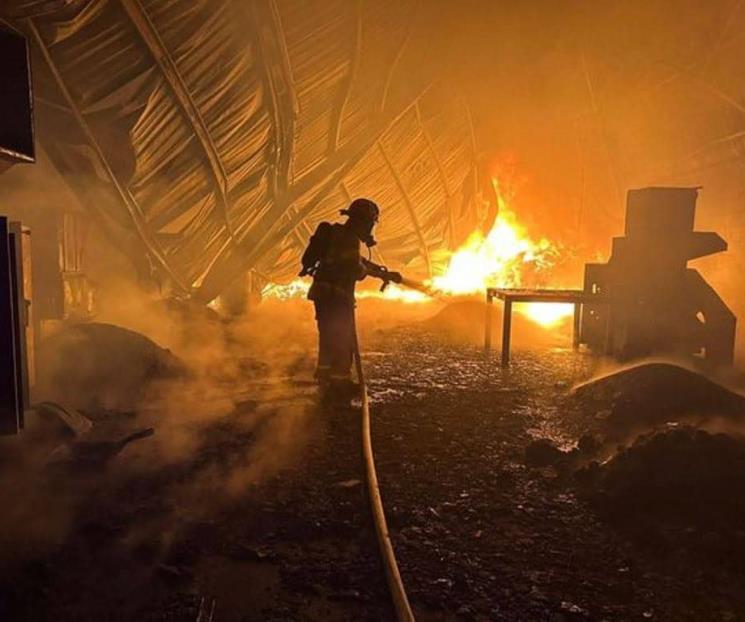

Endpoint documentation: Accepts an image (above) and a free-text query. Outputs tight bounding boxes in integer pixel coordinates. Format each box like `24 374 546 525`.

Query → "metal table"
484 288 598 366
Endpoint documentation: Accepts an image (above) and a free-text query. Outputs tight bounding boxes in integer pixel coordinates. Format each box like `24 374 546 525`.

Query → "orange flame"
263 180 573 328
429 187 572 327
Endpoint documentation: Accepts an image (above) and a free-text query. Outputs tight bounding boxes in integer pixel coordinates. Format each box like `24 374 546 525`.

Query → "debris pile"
420 298 568 346
525 438 567 467
419 299 489 343
572 362 745 435
524 434 600 469
578 426 745 529
36 323 184 411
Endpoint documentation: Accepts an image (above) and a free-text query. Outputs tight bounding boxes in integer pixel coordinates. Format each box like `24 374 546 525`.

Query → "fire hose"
352 315 416 622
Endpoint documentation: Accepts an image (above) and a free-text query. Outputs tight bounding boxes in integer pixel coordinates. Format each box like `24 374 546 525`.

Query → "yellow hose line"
353 322 415 622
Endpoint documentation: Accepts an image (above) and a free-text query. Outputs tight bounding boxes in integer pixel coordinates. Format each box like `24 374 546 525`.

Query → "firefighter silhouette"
300 198 401 390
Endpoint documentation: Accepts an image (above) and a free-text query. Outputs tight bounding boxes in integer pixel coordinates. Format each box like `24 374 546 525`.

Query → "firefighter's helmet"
341 198 379 223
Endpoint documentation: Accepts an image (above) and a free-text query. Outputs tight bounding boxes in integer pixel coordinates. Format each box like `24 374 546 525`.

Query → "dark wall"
0 24 34 164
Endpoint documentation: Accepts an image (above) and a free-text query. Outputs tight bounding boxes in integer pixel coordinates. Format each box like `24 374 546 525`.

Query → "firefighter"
300 198 400 391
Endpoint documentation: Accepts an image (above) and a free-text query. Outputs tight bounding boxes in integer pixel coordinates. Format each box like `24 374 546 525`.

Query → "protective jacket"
306 222 366 303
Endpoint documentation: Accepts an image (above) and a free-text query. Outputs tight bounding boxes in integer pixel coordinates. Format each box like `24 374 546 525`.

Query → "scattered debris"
331 588 362 601
525 438 566 467
229 544 276 562
577 433 600 457
335 479 362 488
560 600 588 615
195 596 216 622
432 577 453 589
47 427 155 467
33 402 93 437
156 563 193 584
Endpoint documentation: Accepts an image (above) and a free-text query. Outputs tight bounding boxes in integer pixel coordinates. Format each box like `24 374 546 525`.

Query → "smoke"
0 433 77 565
103 290 320 487
572 353 745 394
0 276 327 568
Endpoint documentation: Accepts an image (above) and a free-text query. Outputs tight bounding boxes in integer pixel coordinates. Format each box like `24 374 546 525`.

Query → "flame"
261 279 429 304
262 279 310 301
357 283 430 303
519 302 574 327
431 209 553 294
429 185 571 327
262 180 573 328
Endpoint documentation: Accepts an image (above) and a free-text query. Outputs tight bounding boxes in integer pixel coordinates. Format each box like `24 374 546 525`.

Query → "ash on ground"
3 309 745 620
366 334 745 621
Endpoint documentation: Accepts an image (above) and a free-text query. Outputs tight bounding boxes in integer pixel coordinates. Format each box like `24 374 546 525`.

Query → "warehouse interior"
3 1 745 620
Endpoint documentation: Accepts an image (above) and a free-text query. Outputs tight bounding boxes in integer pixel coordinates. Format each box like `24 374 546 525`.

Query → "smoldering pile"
525 362 745 467
551 362 745 557
576 425 745 529
35 322 186 412
571 362 745 438
418 298 570 345
528 363 745 544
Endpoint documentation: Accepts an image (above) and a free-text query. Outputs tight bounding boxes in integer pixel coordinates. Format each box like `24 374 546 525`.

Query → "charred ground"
2 306 745 621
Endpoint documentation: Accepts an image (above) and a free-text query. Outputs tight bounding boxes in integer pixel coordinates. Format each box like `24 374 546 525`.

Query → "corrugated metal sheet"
8 0 486 300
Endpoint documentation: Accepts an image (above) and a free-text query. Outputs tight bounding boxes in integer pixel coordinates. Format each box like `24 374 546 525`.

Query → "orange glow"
262 279 310 301
519 302 574 327
262 279 430 304
431 210 547 295
429 181 572 327
263 180 574 328
356 283 430 303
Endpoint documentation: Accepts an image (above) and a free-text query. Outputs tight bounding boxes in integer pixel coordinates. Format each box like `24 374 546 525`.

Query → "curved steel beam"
249 0 297 195
249 0 317 253
377 139 432 277
416 102 455 246
196 85 435 299
27 18 188 291
3 0 69 19
329 0 363 153
416 100 457 246
379 0 419 114
415 101 452 196
118 0 236 239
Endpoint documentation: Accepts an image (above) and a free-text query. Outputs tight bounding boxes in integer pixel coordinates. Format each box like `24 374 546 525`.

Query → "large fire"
263 183 574 328
430 197 573 327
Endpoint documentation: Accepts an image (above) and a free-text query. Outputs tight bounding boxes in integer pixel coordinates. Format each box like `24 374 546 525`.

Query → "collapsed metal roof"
4 0 490 301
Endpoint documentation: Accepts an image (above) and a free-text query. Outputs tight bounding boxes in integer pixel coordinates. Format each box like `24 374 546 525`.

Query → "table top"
486 288 606 304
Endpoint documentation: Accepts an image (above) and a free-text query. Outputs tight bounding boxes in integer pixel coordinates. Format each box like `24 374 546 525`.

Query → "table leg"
501 299 512 366
484 292 493 353
573 302 582 349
